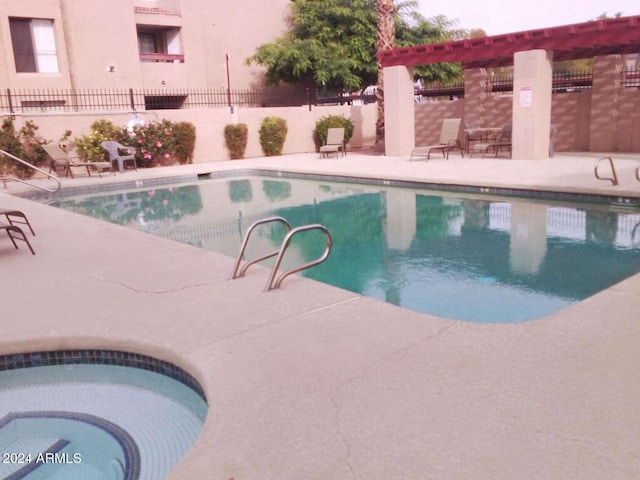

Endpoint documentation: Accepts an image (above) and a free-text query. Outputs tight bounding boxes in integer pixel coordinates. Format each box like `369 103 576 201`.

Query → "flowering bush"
129 119 174 168
74 118 196 168
0 118 48 179
75 120 126 162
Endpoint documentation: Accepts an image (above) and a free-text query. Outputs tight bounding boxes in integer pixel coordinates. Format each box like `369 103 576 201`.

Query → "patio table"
464 127 502 152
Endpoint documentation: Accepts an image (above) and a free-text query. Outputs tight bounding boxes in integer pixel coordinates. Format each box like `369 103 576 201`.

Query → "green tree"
247 0 464 91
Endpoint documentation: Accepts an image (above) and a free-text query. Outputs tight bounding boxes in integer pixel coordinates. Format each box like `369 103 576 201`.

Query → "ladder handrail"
230 216 292 279
0 149 61 193
594 156 619 186
265 224 332 291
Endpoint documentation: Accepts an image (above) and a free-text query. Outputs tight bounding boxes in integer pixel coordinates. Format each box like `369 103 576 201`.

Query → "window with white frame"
9 18 59 73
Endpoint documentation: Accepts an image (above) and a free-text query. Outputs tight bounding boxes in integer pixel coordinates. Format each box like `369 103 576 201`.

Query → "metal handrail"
230 216 292 279
0 149 61 192
635 160 640 182
265 224 332 291
594 156 618 186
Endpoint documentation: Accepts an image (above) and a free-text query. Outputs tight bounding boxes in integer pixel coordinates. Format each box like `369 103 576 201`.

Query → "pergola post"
383 65 414 156
511 49 553 159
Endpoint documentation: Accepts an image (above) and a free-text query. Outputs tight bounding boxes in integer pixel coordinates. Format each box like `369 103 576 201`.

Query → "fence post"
6 89 14 116
306 88 312 111
129 88 136 111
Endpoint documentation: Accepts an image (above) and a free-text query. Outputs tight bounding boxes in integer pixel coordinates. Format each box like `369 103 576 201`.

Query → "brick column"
463 68 488 127
589 55 624 152
512 49 553 159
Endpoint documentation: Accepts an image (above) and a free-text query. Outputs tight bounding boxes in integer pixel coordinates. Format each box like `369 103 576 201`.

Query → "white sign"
519 87 532 108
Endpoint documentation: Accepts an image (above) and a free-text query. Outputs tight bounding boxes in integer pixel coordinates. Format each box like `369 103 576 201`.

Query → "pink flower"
155 141 162 148
147 190 155 196
143 153 152 159
163 153 170 158
162 199 169 206
167 187 174 193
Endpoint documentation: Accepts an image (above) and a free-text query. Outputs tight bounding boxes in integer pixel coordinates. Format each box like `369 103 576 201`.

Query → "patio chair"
470 123 512 158
319 128 346 158
101 141 138 173
0 208 35 235
43 143 113 178
1 222 35 254
410 118 464 161
464 121 482 153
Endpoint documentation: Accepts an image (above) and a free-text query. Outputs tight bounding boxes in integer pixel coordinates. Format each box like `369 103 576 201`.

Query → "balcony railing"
139 53 185 63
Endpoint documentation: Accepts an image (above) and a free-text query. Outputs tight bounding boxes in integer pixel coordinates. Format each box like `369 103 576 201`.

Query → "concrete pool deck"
2 151 640 479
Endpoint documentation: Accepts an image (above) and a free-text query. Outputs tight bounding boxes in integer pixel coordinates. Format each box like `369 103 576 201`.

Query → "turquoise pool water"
50 175 640 322
0 351 207 479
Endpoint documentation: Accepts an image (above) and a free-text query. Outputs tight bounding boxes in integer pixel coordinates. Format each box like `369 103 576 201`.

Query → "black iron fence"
486 70 595 95
2 68 637 113
0 87 377 114
623 66 640 87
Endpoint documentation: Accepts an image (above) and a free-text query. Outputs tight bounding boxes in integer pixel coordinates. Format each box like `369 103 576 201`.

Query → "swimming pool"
0 350 207 480
48 174 640 322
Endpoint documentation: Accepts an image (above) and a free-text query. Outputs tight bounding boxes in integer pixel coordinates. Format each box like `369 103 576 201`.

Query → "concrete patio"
2 151 640 479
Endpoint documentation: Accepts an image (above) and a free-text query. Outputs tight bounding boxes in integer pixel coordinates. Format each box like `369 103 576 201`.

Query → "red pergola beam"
378 15 640 69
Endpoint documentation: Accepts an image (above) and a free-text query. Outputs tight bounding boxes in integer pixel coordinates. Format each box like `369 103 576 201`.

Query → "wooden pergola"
378 15 640 69
378 15 640 158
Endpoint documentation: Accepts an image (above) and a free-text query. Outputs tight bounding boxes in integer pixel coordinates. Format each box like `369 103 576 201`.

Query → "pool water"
0 358 207 480
51 175 640 322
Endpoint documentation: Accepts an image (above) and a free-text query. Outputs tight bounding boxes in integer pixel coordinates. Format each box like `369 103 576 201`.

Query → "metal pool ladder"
594 157 640 185
594 156 619 185
0 148 61 192
230 216 332 291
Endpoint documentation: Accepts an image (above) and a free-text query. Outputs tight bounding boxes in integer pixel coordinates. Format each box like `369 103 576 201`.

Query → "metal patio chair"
410 118 465 161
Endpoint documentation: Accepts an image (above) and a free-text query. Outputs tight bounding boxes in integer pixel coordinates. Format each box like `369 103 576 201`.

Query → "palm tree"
375 0 395 152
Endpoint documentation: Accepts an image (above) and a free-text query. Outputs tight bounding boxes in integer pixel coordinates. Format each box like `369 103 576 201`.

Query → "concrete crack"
98 277 216 295
329 394 356 479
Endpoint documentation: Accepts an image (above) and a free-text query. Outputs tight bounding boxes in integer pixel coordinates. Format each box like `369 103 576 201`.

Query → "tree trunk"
375 0 395 153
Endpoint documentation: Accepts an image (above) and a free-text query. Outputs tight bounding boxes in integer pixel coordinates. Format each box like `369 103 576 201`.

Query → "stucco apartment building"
0 0 289 93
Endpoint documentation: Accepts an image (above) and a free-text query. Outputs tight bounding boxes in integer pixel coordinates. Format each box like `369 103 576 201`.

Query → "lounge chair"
410 118 464 161
0 208 35 235
43 143 113 178
470 123 512 157
319 128 346 158
1 222 35 254
101 141 137 173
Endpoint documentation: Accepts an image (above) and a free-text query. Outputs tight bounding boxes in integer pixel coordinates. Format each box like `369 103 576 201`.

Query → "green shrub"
313 115 354 152
258 117 287 156
75 119 124 163
224 123 248 159
172 121 196 164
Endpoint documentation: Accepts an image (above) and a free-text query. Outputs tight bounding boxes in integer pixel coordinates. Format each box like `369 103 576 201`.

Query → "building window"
137 27 184 63
9 18 59 73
